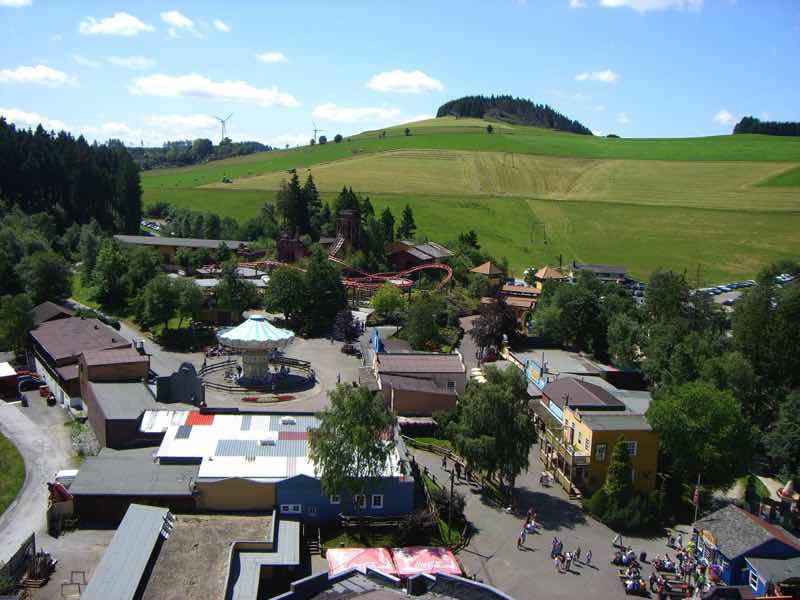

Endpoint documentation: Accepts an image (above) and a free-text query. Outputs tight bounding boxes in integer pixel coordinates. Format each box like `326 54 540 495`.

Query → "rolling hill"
141 117 800 282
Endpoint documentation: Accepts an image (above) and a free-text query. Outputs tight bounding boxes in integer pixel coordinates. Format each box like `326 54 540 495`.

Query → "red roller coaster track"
240 252 453 291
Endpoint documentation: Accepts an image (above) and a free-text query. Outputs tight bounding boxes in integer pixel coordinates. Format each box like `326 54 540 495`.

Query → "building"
537 377 658 495
31 301 74 326
373 352 467 415
29 317 131 408
114 234 248 264
470 261 504 286
274 567 514 600
745 556 800 597
533 266 567 291
569 261 626 284
693 504 800 587
388 240 453 271
81 504 301 600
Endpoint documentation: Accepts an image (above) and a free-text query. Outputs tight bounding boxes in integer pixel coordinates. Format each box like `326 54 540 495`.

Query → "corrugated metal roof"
81 504 170 600
214 438 309 458
241 414 252 430
114 235 247 250
175 425 192 439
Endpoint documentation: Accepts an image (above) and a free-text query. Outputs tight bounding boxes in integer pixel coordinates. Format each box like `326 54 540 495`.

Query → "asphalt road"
0 397 75 564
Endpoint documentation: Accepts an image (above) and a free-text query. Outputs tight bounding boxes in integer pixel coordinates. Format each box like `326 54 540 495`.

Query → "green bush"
585 488 659 533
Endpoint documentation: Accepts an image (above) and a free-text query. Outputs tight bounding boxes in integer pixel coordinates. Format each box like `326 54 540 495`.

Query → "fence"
0 533 35 581
199 357 315 394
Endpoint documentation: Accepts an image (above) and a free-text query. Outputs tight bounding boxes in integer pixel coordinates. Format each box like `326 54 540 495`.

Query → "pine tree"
380 208 395 241
603 436 633 508
397 204 416 239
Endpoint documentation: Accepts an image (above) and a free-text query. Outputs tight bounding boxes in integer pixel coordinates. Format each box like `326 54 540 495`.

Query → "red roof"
391 546 462 577
185 412 215 426
326 548 397 577
278 431 309 441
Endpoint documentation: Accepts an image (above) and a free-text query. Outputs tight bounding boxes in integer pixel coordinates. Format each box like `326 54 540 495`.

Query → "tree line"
733 116 800 137
0 119 142 234
436 94 592 135
128 138 273 170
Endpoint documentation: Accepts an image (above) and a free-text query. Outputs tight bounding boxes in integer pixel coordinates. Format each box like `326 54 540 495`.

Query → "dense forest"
733 116 800 136
436 94 592 135
0 118 141 234
128 138 273 170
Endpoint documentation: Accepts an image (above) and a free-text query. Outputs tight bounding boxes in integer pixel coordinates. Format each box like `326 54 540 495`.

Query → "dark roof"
746 556 800 583
543 377 626 411
89 380 194 420
114 234 247 250
571 261 626 275
56 364 80 382
693 504 800 559
70 447 198 496
377 353 465 374
81 504 170 600
379 374 455 395
470 261 503 276
501 284 540 296
579 413 652 432
32 301 74 325
30 317 130 363
82 347 148 367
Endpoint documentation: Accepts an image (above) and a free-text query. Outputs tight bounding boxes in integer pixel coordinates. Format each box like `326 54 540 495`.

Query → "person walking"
676 533 683 549
441 455 447 470
551 537 559 559
574 546 581 564
518 528 527 550
564 552 573 572
586 549 592 566
613 533 623 548
554 554 561 573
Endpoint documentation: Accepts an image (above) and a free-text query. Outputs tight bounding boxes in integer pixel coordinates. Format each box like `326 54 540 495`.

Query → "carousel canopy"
218 315 294 350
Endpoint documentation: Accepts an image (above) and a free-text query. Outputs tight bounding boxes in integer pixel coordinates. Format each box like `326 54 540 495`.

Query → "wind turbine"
214 113 233 143
312 120 325 143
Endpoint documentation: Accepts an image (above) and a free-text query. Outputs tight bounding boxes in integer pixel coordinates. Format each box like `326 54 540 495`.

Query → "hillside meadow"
141 117 800 281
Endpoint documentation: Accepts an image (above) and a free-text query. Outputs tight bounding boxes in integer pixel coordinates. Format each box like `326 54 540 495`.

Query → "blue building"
693 504 800 586
745 556 800 597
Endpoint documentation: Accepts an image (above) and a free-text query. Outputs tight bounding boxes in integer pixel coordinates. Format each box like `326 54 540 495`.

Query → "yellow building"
537 377 658 497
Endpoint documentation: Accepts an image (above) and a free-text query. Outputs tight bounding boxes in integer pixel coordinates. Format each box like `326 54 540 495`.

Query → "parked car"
18 378 41 392
340 344 362 358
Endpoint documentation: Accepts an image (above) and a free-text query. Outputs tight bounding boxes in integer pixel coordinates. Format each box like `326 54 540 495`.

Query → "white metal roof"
140 410 189 433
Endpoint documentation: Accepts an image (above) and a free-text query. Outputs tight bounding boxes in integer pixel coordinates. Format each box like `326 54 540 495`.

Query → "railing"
199 357 315 394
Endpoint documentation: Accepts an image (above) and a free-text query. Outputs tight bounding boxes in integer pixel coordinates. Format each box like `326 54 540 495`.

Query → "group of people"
548 536 591 573
441 455 472 483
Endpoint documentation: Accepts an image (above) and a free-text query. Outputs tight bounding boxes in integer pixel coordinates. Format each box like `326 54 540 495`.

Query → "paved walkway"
414 445 681 600
0 396 75 564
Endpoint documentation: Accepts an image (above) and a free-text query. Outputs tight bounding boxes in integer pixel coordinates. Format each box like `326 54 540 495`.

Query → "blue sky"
1 0 798 146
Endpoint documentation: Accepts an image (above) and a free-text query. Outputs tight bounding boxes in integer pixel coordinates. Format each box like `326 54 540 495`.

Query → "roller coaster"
239 236 453 292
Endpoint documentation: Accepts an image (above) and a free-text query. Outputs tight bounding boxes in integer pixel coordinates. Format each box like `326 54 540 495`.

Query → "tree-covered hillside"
436 95 592 135
734 116 800 137
0 118 142 233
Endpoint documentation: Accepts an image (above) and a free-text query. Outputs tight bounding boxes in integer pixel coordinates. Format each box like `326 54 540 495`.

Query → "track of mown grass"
0 432 25 517
761 164 800 187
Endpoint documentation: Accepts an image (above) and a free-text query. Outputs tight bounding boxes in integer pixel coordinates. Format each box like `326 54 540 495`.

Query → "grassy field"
0 432 25 518
141 117 800 281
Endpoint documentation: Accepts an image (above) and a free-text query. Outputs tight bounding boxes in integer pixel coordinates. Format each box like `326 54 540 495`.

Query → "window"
626 441 638 456
594 443 607 463
584 438 589 451
353 495 366 509
447 381 456 393
329 495 341 504
749 570 759 591
280 504 301 514
307 506 318 516
372 495 384 509
577 432 582 444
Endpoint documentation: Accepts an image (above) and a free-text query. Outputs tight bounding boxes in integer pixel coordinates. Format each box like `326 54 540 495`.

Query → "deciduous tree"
371 283 405 324
764 390 800 481
0 293 34 354
16 251 71 305
91 238 128 307
333 308 359 344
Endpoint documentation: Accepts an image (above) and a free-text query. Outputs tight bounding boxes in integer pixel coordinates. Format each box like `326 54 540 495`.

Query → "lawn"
140 116 800 282
0 432 25 517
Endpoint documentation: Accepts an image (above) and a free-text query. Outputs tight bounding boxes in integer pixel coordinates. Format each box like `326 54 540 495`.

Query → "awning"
326 547 397 577
391 546 461 577
218 315 294 350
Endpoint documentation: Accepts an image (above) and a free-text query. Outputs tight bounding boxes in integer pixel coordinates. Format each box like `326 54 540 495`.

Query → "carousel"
217 315 296 386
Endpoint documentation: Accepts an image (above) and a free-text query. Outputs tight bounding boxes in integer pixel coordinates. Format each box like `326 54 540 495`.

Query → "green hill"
142 117 800 282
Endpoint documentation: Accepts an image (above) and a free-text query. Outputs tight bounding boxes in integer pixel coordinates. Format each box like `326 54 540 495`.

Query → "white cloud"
109 56 155 70
366 69 444 94
161 10 199 38
213 18 230 32
575 69 619 83
592 129 604 136
713 109 735 126
0 0 32 7
143 113 218 130
73 54 100 68
130 73 299 108
0 64 77 86
569 0 587 7
312 103 402 124
1 107 66 131
600 0 702 13
399 114 435 124
79 12 153 36
256 52 288 64
617 112 630 124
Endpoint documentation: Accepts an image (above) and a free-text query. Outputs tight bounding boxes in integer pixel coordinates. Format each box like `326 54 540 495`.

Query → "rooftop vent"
280 416 296 425
259 438 276 446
